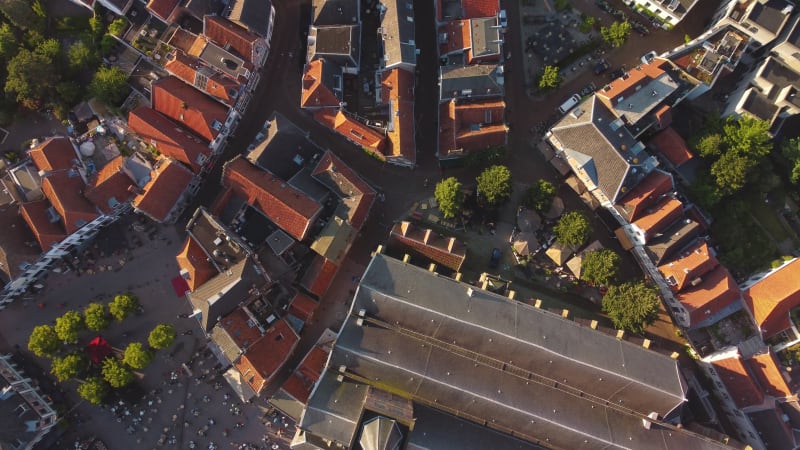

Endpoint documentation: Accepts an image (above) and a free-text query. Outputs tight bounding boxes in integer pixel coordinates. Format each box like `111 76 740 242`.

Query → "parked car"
641 51 657 64
499 9 508 28
609 66 626 80
489 248 502 269
631 21 649 36
579 82 597 97
558 94 582 114
594 59 610 74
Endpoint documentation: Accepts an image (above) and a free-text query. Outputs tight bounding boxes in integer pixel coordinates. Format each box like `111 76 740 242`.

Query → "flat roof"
186 207 248 272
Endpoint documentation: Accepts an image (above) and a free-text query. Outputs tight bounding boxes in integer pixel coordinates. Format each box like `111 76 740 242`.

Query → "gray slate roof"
311 25 360 68
380 0 416 68
246 112 323 180
312 0 359 26
188 257 262 331
440 64 504 100
301 254 736 450
226 0 273 36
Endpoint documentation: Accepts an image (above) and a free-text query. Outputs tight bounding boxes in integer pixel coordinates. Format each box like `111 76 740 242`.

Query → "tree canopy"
28 324 60 357
51 353 87 382
88 66 129 105
435 177 464 219
107 18 128 37
5 48 58 109
0 23 18 61
600 21 631 48
54 311 84 344
524 179 556 213
580 249 620 286
148 324 176 350
538 65 562 90
77 377 108 405
123 342 153 370
476 165 512 207
553 211 592 247
602 281 661 334
109 293 139 321
0 0 45 32
67 40 96 71
102 357 134 388
83 302 110 332
782 137 800 184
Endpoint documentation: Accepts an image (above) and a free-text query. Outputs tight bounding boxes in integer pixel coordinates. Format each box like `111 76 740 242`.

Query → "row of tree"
435 165 513 219
27 294 177 405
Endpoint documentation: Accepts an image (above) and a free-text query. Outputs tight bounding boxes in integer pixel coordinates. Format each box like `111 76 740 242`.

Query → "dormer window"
212 120 223 131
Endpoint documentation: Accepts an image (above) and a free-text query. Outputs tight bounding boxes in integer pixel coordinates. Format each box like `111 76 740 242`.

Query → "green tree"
580 249 620 286
0 23 18 61
434 177 464 219
723 116 772 158
602 281 661 334
524 179 556 213
710 151 754 195
28 325 60 357
56 81 81 106
89 16 104 41
51 353 87 382
122 342 153 370
148 324 176 350
782 137 800 183
696 133 722 158
553 211 592 247
107 18 128 37
54 311 84 344
0 0 44 31
579 15 596 33
102 357 134 388
67 40 96 70
34 38 61 62
77 377 108 405
99 35 116 57
538 65 562 90
109 293 139 321
88 66 129 105
83 302 110 332
476 165 512 207
5 48 58 109
600 21 632 48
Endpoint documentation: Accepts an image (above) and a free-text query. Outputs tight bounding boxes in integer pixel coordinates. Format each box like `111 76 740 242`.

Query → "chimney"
507 290 515 300
454 272 462 281
373 244 384 255
690 277 703 286
423 229 433 244
642 339 651 349
590 320 599 329
561 309 570 319
481 280 489 290
616 330 625 340
428 263 437 272
403 254 411 263
399 221 411 236
670 352 680 359
534 299 542 308
448 237 457 253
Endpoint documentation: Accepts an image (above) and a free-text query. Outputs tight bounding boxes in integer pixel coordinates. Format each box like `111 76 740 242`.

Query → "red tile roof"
234 318 299 395
743 258 800 338
146 0 179 21
175 237 217 292
713 354 766 408
301 60 341 109
204 15 260 64
301 255 338 298
676 265 740 327
151 76 228 142
222 157 322 241
631 197 684 243
311 151 376 230
128 106 211 173
84 156 135 214
164 51 242 105
313 110 387 152
41 172 99 234
462 0 500 19
439 99 507 157
597 61 669 108
19 200 67 251
280 346 329 404
749 350 793 400
390 221 467 271
658 241 719 293
648 127 693 167
219 308 264 349
288 292 318 322
438 20 471 57
616 170 673 221
381 69 416 165
28 137 77 172
133 157 194 222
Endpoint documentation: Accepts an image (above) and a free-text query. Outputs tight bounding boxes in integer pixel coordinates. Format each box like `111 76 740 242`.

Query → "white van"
558 94 582 115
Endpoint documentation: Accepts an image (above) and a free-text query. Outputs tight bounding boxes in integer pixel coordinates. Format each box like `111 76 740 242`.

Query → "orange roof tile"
748 350 793 400
28 138 77 172
438 99 506 157
390 221 467 271
438 20 471 56
84 156 135 214
234 319 299 395
462 0 500 19
616 170 673 221
743 259 800 338
146 0 179 21
164 51 242 105
128 106 211 173
151 77 228 142
631 197 684 242
41 172 98 234
19 200 67 251
311 151 376 230
301 255 339 298
280 345 329 404
313 110 386 151
222 157 322 241
381 69 416 165
597 62 668 108
288 292 318 322
175 237 217 292
648 127 693 167
204 15 261 64
659 241 719 293
133 157 194 222
713 354 766 408
220 308 264 349
301 60 341 109
676 265 740 326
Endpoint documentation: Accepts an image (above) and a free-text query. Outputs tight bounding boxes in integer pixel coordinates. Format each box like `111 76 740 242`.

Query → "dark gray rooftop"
760 57 800 101
186 207 249 272
747 408 793 450
188 257 264 331
311 25 360 68
200 41 249 80
300 253 737 450
301 369 368 445
440 64 504 100
380 0 417 67
645 219 701 264
312 0 359 26
246 112 323 180
746 0 791 34
783 14 800 48
741 89 780 122
225 0 273 36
